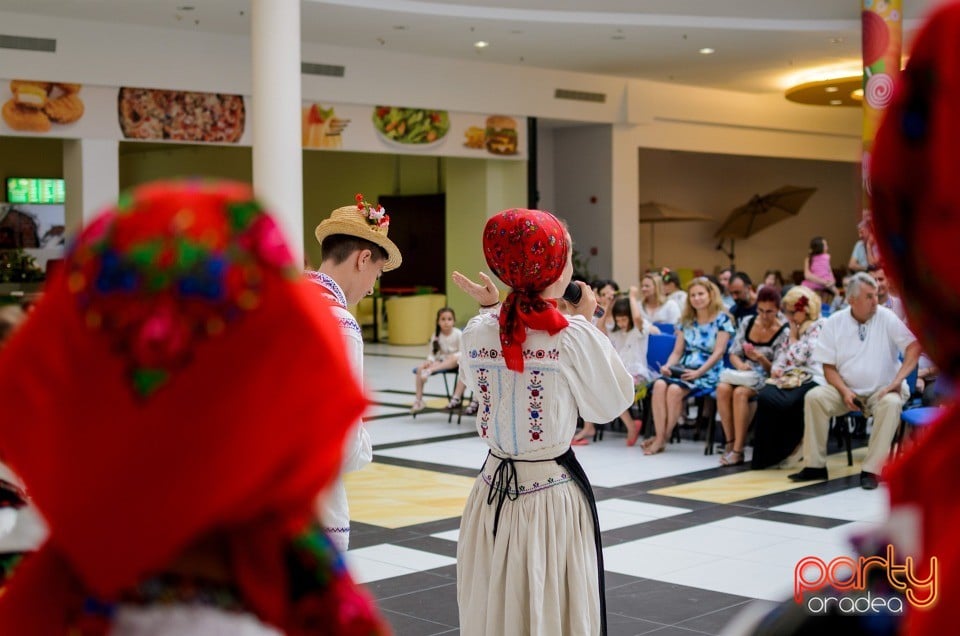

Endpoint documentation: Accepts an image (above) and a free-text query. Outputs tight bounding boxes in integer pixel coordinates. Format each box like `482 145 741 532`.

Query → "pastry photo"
1 80 85 133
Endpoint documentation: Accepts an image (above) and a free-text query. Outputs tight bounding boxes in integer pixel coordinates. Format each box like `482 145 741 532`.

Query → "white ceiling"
0 0 947 94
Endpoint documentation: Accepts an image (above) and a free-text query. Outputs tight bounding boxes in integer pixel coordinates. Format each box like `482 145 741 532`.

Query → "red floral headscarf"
871 3 960 634
0 180 382 633
483 208 570 372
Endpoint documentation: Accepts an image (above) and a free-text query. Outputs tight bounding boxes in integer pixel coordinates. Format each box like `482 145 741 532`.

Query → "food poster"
0 79 120 139
302 102 527 159
1 78 523 159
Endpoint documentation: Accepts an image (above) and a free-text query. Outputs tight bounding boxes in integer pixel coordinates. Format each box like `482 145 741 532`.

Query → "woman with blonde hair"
638 273 681 327
643 277 735 455
750 285 827 469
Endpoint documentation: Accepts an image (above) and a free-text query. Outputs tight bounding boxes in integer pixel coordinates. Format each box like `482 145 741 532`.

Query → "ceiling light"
851 88 864 100
829 99 843 105
474 40 489 49
699 47 715 55
824 86 839 93
176 4 195 9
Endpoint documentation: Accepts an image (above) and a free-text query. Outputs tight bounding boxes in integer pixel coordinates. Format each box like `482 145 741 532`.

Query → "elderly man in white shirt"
788 272 920 490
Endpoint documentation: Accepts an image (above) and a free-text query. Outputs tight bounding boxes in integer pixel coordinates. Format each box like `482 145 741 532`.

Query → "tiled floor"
0 342 896 635
344 343 895 634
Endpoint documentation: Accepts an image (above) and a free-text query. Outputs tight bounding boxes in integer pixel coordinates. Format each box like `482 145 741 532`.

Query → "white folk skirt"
457 452 602 636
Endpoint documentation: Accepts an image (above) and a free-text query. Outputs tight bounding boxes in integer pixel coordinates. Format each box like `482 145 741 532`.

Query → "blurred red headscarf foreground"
0 180 385 633
872 1 960 632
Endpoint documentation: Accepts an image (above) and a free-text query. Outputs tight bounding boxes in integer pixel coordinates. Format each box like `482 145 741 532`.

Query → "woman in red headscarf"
870 2 960 633
452 208 634 636
0 180 388 635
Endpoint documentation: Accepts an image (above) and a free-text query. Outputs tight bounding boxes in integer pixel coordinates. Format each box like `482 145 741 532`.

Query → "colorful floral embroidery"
307 271 348 309
476 368 491 438
481 470 571 495
71 524 388 636
527 370 545 442
68 181 297 398
470 347 558 361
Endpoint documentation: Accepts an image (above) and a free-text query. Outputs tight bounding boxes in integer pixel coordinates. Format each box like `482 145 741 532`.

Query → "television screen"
6 177 65 204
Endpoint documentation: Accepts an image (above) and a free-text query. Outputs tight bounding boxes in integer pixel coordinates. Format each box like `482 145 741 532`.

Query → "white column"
62 138 119 237
251 0 304 264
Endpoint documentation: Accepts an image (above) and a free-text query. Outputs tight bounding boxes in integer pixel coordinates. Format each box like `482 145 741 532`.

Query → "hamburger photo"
484 115 518 155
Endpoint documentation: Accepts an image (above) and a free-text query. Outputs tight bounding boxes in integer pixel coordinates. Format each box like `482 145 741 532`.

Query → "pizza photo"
118 87 245 143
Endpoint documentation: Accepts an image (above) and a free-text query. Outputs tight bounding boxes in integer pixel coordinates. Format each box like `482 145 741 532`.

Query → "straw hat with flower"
315 193 402 271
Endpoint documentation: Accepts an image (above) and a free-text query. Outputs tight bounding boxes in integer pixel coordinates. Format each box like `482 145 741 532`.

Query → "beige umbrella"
714 185 817 269
638 201 713 268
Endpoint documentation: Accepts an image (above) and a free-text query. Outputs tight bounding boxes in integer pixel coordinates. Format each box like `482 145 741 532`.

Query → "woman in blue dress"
643 277 735 455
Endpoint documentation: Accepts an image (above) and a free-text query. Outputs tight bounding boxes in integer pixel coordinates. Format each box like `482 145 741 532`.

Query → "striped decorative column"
861 0 903 229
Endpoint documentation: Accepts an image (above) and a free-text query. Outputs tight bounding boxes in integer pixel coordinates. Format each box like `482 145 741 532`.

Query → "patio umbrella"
714 185 817 269
638 201 713 268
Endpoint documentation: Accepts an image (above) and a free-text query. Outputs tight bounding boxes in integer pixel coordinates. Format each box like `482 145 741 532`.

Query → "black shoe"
788 467 829 482
860 471 879 490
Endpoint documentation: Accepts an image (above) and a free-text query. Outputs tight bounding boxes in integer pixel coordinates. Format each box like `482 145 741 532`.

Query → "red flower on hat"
354 193 390 230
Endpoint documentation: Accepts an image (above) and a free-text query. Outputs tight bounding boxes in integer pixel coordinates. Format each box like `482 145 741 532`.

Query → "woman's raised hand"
452 271 500 306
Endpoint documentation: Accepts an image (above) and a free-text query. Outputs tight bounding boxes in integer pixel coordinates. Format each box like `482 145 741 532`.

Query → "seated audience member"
727 271 758 325
660 269 687 310
0 180 387 634
411 306 462 413
801 236 838 303
830 275 851 314
848 220 871 273
644 277 734 455
868 265 906 321
638 272 681 327
916 353 939 406
717 267 735 308
757 270 785 295
596 288 654 446
750 286 826 469
716 286 788 466
788 272 919 490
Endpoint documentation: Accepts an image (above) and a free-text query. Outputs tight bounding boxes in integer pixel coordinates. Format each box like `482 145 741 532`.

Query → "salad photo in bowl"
372 105 450 146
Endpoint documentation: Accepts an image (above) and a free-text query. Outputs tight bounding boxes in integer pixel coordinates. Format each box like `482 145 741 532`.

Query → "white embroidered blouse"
459 312 634 461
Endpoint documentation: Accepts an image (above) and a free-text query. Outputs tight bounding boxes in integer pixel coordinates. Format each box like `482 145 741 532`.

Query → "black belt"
483 448 608 636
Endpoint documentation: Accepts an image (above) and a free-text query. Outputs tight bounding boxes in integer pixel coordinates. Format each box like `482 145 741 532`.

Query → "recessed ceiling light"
177 4 195 10
829 99 843 105
824 86 839 93
474 40 489 49
851 88 864 100
699 47 715 55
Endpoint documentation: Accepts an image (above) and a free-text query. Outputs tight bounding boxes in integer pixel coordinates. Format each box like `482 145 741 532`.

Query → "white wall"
634 148 860 284
0 9 867 291
535 124 555 213
0 9 861 153
553 125 613 280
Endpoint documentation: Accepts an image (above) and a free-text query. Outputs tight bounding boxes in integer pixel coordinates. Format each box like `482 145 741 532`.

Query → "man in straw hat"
309 193 402 551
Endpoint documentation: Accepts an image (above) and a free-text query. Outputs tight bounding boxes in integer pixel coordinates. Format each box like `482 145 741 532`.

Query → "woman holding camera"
644 278 734 455
715 286 787 466
452 208 633 636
